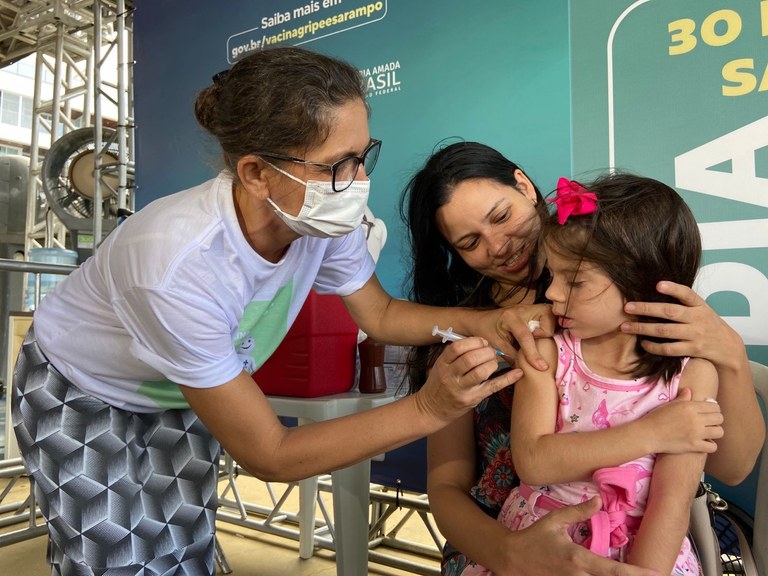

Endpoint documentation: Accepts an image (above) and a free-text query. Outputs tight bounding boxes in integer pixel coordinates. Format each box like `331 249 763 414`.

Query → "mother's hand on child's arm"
497 498 660 576
494 303 555 372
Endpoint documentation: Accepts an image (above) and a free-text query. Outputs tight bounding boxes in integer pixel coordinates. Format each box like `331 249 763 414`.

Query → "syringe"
432 325 515 362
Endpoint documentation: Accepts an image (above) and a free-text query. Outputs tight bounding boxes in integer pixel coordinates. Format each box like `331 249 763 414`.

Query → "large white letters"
695 263 768 345
675 115 768 207
676 116 768 345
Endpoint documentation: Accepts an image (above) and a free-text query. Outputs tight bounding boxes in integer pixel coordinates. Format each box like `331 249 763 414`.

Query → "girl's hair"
194 46 367 178
543 172 702 382
399 141 549 392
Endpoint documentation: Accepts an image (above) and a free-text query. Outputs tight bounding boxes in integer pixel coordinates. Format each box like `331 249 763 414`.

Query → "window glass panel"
18 60 36 79
1 92 21 126
0 145 22 155
21 97 33 129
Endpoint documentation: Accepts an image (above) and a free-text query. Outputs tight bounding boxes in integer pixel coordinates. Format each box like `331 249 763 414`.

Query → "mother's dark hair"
399 141 548 391
400 141 546 310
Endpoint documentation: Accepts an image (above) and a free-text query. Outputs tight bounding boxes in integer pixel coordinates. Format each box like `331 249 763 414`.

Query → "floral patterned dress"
454 331 700 576
441 386 517 575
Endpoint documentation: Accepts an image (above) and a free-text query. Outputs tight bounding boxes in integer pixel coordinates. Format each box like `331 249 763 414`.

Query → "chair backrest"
750 360 768 576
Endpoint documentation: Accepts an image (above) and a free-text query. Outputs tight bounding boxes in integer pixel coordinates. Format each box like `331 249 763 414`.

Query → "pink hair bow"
548 178 598 224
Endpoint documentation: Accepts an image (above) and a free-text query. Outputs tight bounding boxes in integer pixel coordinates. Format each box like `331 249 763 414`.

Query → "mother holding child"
401 141 765 575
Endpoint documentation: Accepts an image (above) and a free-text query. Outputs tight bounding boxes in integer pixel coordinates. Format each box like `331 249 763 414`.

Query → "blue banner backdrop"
133 0 571 298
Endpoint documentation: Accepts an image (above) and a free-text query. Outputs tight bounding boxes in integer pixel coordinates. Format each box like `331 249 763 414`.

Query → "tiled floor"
0 471 442 575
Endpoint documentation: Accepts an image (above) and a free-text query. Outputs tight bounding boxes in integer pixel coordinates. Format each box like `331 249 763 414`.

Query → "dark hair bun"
193 84 221 135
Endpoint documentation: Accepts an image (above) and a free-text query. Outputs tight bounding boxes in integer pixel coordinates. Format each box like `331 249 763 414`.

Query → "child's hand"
640 387 724 454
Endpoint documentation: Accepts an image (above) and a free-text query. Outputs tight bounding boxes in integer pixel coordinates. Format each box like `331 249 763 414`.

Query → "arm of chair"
749 361 768 576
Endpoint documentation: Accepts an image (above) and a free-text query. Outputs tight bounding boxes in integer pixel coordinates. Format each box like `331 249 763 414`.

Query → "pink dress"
464 331 701 576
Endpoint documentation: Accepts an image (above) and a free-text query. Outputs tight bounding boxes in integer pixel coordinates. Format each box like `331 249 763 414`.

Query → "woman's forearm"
705 350 765 484
341 274 489 346
429 484 523 574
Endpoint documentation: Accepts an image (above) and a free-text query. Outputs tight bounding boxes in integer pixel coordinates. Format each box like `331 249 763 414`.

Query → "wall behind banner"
133 0 571 299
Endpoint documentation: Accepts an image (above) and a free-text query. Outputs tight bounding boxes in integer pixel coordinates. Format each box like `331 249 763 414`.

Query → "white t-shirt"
33 172 375 412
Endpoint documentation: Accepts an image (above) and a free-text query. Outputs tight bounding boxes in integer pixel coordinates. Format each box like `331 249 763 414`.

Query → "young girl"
467 173 719 575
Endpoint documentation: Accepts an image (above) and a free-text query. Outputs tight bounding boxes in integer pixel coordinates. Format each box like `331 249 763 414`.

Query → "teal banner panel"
571 0 768 514
572 0 768 362
133 0 571 298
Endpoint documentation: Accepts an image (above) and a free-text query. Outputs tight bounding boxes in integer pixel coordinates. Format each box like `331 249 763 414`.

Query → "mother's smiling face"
435 169 544 289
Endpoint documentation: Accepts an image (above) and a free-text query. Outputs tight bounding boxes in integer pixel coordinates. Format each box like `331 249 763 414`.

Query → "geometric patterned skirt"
11 326 221 576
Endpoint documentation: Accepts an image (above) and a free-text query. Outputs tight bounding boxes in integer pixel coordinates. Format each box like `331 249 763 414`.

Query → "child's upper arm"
510 338 559 465
678 357 718 402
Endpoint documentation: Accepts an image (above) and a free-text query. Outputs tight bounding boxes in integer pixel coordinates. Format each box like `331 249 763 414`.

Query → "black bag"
690 482 757 576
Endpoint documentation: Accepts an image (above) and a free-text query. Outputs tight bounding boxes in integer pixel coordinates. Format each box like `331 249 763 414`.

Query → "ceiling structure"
0 0 135 255
0 1 110 67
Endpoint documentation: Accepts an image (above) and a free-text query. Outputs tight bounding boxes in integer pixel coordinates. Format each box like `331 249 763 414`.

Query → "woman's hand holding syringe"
432 325 518 363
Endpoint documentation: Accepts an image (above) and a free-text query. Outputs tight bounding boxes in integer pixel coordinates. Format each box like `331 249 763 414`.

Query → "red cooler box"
253 291 359 397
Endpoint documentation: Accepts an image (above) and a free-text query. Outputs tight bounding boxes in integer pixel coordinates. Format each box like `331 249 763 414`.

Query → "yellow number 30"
668 18 697 56
668 10 742 56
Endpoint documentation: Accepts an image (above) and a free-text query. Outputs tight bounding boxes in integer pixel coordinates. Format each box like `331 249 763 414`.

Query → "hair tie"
212 69 230 86
547 178 598 224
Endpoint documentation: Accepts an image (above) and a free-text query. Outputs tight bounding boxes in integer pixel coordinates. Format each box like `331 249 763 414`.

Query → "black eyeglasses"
255 139 382 192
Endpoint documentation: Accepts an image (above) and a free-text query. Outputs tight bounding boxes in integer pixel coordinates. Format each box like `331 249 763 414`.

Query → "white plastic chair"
750 360 767 576
691 361 767 576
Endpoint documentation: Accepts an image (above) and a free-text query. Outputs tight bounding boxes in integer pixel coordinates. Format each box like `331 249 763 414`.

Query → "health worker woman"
12 47 532 576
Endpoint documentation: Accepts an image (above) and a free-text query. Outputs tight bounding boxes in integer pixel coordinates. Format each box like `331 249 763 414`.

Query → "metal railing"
0 257 79 309
0 257 76 547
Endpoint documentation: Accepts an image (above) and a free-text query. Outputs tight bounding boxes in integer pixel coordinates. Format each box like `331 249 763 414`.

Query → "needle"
431 325 515 362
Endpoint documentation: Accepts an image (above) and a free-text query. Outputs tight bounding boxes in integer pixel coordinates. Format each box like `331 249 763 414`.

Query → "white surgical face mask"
265 162 370 238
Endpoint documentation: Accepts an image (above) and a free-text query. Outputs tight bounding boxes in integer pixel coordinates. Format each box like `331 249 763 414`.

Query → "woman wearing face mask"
11 48 540 576
401 141 762 575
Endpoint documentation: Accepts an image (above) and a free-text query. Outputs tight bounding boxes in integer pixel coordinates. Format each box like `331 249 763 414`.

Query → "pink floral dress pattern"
462 331 701 576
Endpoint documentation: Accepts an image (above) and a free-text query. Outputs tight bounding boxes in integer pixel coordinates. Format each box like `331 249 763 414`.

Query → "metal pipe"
0 466 27 480
51 21 65 153
0 525 48 547
116 0 129 211
92 0 104 248
0 510 44 529
25 40 45 259
0 258 78 275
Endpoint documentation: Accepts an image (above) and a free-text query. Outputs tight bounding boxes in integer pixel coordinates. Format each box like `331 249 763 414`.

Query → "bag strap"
690 481 724 576
731 516 759 576
692 481 759 576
